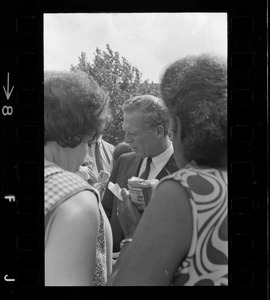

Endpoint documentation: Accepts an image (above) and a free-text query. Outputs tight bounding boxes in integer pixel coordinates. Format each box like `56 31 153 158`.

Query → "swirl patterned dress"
162 165 228 286
45 164 107 286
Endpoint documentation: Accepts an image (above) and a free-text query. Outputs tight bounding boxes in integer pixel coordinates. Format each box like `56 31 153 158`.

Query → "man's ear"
156 125 165 137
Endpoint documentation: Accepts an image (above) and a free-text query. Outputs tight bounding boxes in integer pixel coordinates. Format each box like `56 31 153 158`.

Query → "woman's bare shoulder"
46 190 100 248
153 178 189 206
55 190 99 225
143 178 193 232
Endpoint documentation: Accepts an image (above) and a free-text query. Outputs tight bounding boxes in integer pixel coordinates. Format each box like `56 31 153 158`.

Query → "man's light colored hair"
122 95 170 135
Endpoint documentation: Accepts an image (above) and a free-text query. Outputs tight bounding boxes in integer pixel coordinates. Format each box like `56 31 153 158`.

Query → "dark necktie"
95 141 104 173
140 157 152 180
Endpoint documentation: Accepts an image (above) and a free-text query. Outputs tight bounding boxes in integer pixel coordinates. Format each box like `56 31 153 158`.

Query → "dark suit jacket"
102 152 179 252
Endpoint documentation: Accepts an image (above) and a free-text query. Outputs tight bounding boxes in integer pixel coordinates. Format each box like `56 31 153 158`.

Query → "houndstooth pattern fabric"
45 165 91 215
45 164 107 286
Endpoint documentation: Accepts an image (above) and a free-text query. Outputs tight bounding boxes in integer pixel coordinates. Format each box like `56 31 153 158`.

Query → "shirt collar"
151 142 173 168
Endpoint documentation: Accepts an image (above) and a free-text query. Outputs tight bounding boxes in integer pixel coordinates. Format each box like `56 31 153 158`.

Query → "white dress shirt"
138 142 174 180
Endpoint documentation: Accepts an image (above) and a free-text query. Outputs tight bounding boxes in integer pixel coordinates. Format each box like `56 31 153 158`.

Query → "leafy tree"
71 44 160 145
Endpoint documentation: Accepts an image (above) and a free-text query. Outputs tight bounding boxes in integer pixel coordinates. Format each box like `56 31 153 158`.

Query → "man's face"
122 111 158 158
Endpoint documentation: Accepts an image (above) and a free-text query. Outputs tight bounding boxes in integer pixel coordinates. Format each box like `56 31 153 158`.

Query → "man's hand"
117 188 141 238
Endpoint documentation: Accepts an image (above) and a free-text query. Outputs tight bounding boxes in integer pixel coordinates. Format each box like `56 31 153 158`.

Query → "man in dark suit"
102 95 179 252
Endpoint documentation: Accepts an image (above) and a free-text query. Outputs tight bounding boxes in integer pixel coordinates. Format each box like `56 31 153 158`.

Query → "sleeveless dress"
160 164 228 286
45 164 107 286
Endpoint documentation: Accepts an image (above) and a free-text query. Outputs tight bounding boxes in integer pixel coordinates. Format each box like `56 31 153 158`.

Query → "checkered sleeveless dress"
161 164 228 286
45 164 107 286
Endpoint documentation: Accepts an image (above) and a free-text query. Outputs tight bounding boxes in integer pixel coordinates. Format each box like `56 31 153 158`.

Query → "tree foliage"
71 44 160 145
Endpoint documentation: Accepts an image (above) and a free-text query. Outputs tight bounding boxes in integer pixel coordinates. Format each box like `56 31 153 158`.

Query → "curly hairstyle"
122 95 170 136
44 71 111 147
160 54 227 168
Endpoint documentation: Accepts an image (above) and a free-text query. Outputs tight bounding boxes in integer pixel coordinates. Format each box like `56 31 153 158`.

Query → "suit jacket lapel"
156 154 179 180
135 157 143 177
118 154 142 188
126 155 142 180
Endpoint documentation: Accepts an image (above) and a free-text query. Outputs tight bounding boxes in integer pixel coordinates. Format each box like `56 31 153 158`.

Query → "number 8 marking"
2 106 13 116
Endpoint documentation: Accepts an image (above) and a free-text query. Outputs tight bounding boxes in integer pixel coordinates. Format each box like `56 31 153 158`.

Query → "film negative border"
228 1 268 298
0 0 268 299
1 0 43 298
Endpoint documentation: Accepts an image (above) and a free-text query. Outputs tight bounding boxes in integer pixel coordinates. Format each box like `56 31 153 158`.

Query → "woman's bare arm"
45 190 99 286
108 179 193 286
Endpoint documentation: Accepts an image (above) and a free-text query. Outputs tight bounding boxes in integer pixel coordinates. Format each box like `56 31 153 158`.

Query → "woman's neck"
44 142 58 164
44 156 56 167
44 142 76 172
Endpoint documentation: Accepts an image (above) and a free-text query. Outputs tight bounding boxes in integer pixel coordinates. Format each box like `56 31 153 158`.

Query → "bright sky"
44 13 227 83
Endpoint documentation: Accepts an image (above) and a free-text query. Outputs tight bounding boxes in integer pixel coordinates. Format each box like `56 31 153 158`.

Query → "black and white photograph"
44 12 228 286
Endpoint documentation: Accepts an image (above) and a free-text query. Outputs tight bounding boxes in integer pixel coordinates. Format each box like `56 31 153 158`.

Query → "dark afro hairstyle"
160 54 227 168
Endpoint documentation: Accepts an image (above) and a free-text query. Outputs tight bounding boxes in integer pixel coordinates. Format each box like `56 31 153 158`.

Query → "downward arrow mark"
3 72 14 100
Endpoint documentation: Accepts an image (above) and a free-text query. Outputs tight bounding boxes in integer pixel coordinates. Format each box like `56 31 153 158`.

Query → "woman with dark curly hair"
108 54 227 286
44 71 112 286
